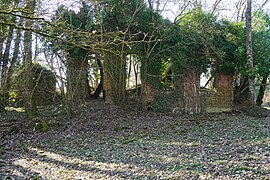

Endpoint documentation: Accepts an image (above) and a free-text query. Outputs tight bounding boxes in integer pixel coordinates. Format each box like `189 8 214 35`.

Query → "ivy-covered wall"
139 69 234 114
206 72 233 113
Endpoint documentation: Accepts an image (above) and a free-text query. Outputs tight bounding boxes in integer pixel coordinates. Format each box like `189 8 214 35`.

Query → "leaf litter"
0 100 270 179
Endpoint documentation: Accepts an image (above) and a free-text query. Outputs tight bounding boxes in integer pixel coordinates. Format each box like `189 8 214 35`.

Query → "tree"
3 18 23 108
252 10 270 106
0 0 20 111
23 0 36 117
50 3 95 114
245 0 256 107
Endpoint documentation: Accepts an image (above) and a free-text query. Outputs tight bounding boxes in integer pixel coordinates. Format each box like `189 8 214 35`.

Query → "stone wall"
141 80 155 109
206 72 233 113
103 71 113 104
174 68 206 114
104 65 233 114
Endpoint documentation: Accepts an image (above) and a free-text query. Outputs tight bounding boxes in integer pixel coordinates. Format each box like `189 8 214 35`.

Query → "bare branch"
211 0 222 15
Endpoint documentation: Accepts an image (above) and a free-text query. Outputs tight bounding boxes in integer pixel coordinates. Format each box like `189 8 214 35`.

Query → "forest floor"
0 100 270 179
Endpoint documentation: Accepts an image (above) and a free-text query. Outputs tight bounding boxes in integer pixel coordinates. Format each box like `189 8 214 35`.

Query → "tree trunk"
246 0 256 107
90 57 103 99
103 52 126 105
175 67 203 114
233 77 249 105
147 0 152 10
256 74 268 106
23 0 36 117
155 0 160 11
66 57 89 111
1 16 15 80
4 18 23 105
0 15 16 109
0 37 4 75
0 34 5 111
0 18 5 83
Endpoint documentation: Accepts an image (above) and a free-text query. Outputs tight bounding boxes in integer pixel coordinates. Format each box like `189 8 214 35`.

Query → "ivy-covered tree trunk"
66 57 90 111
103 52 126 105
175 67 203 114
256 74 269 106
23 0 36 117
245 0 256 107
140 58 160 109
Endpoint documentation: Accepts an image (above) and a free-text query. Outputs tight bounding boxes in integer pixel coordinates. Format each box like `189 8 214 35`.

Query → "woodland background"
0 0 269 117
1 0 270 179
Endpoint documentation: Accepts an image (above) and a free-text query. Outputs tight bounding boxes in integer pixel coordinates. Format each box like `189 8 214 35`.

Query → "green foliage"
102 0 145 31
152 94 175 112
233 10 270 79
214 20 246 75
54 3 95 31
49 3 93 58
34 119 49 132
13 63 57 107
153 95 168 112
172 9 216 74
46 0 270 108
32 63 57 102
252 10 270 77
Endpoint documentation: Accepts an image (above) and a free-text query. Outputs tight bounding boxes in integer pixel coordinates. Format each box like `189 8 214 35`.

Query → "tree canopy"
0 0 269 116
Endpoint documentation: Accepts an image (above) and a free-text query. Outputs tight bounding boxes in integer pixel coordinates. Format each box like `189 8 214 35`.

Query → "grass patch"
172 164 185 171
